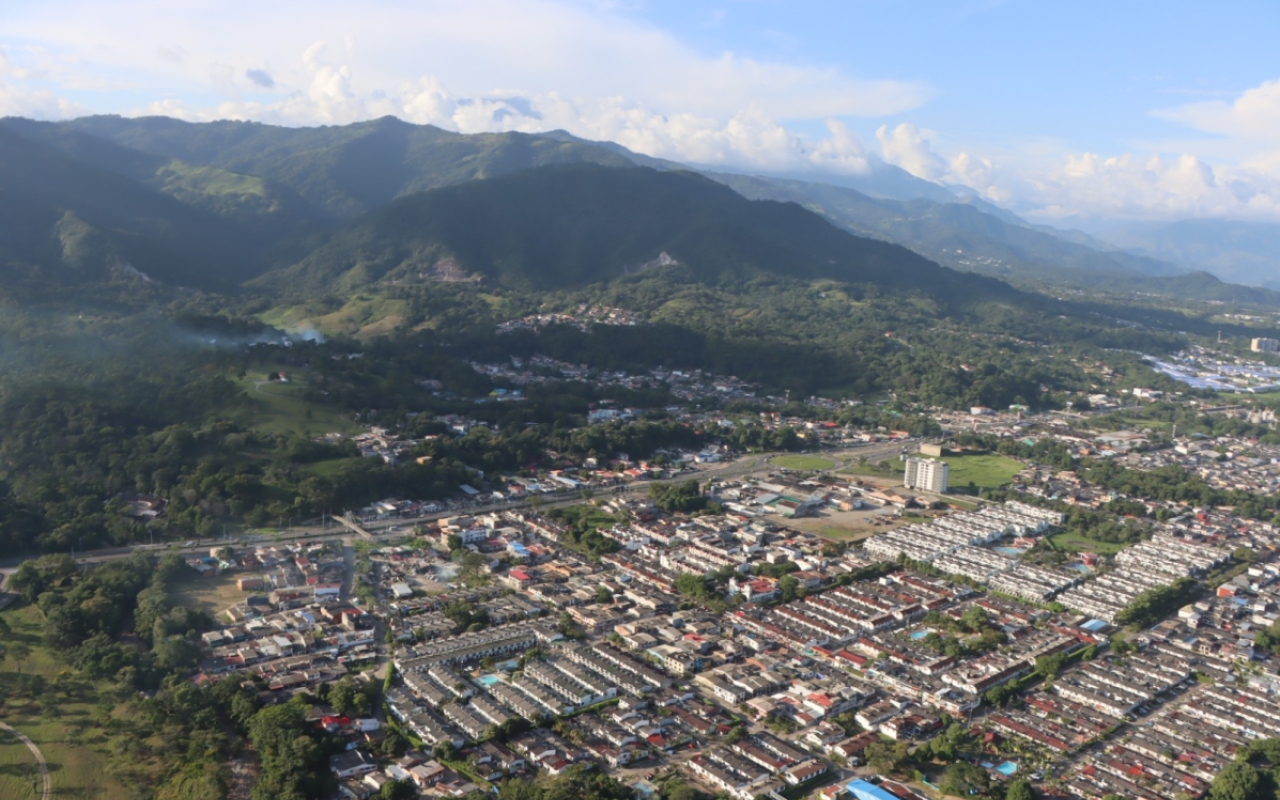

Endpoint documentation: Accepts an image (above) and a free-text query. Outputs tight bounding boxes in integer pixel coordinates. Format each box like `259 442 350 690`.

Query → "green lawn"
838 462 903 479
942 453 1024 490
0 606 137 800
1048 531 1128 555
0 728 39 800
236 371 362 437
299 457 363 477
770 454 836 471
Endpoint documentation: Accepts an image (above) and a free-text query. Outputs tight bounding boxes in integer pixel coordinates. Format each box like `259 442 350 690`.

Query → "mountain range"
0 113 1274 306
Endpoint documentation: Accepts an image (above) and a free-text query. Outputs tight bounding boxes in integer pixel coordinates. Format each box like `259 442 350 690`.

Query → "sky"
4 0 1280 223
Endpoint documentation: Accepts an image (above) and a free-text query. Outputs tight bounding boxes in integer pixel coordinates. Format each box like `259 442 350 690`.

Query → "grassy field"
168 571 252 617
0 727 39 800
1048 531 1129 555
262 295 414 339
299 457 362 477
236 371 362 437
943 453 1024 490
770 454 836 471
0 606 136 800
838 462 903 479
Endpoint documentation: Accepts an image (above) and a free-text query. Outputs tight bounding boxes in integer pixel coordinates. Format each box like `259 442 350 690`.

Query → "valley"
1 114 1279 800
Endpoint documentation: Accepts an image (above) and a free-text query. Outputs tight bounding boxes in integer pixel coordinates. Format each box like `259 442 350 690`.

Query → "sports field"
770 455 835 471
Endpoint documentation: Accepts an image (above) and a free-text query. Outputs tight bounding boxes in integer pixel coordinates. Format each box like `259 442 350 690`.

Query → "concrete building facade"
903 457 949 493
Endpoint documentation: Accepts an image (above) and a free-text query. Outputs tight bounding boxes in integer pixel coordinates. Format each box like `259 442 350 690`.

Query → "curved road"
0 721 50 800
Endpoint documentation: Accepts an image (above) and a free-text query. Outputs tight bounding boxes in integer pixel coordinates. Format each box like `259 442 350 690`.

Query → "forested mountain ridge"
254 163 1025 305
711 172 1183 280
2 113 1273 306
0 125 265 289
24 114 639 220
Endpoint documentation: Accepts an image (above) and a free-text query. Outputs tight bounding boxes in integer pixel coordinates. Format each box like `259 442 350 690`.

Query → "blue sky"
639 0 1275 149
3 0 1279 221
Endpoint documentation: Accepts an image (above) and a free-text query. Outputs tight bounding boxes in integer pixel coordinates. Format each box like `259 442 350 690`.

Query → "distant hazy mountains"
1080 218 1280 290
0 113 1272 302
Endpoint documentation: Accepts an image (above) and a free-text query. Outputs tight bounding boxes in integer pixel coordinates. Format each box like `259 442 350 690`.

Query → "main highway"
0 438 918 570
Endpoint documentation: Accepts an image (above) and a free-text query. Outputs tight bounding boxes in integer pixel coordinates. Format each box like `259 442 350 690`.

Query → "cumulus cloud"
876 122 947 181
133 43 883 176
936 147 1280 222
1156 78 1280 141
3 0 929 121
0 49 83 119
11 0 1280 222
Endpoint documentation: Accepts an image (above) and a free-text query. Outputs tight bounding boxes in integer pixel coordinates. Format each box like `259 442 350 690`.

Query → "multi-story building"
903 457 949 493
1252 337 1280 353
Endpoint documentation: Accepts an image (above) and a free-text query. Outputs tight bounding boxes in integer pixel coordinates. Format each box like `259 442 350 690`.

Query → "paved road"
0 439 923 569
0 721 50 800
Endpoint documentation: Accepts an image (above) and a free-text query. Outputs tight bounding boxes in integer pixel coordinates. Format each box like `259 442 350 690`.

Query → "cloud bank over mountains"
4 0 1280 223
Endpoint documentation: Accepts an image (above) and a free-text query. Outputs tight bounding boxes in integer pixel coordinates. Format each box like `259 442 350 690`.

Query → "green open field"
0 605 136 800
0 728 39 800
299 456 363 477
838 462 902 479
236 370 363 436
770 454 835 471
1048 531 1129 555
943 453 1024 490
168 571 253 617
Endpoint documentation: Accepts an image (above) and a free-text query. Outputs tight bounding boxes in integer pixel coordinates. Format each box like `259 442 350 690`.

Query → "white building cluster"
862 502 1060 564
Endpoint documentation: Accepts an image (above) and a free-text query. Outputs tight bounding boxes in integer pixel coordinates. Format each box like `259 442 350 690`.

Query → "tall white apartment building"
903 457 949 493
1252 337 1279 354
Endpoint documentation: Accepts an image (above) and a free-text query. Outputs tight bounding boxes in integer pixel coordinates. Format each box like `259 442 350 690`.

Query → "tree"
864 740 911 775
380 781 417 800
939 761 989 798
433 740 458 761
663 781 699 800
248 703 333 800
1006 780 1036 800
649 481 709 514
1035 652 1066 682
771 573 796 603
328 675 375 717
1209 762 1265 800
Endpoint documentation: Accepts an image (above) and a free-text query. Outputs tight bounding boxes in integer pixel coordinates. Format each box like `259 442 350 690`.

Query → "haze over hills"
1083 218 1280 290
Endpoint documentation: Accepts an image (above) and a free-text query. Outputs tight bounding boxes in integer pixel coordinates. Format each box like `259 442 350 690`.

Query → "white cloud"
2 0 929 120
10 1 1280 223
0 49 83 119
1155 78 1280 141
127 43 885 175
942 147 1280 222
876 122 946 181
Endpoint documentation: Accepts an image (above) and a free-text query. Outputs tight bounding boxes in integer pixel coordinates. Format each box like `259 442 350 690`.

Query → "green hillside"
0 126 262 289
256 163 1022 304
54 115 640 220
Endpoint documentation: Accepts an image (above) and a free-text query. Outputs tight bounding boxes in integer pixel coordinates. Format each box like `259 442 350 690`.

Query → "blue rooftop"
847 780 900 800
